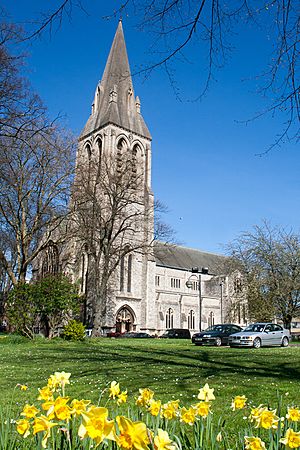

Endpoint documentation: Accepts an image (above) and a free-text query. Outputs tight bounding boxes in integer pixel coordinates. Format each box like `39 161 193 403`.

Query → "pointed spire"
80 21 151 140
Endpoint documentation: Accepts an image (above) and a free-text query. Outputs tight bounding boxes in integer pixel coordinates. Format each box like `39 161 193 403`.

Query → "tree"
17 1 299 149
71 148 173 335
228 222 300 329
0 14 76 287
6 275 80 339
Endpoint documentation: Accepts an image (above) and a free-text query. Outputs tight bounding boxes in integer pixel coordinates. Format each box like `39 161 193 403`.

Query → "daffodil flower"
280 428 300 448
244 436 266 450
197 383 215 402
231 395 247 411
115 415 150 450
154 429 176 450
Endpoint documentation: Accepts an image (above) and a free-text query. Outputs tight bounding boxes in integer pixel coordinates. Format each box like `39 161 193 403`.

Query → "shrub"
62 320 86 341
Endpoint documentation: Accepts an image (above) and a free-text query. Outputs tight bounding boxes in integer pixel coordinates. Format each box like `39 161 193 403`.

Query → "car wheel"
281 337 289 347
215 337 222 347
253 337 261 349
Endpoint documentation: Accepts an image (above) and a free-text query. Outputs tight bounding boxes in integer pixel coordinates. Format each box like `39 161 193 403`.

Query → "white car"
228 323 290 348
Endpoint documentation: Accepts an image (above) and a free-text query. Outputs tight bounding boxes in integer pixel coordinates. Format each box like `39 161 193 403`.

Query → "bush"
62 320 86 341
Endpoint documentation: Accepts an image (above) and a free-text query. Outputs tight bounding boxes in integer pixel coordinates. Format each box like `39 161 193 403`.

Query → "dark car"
121 332 153 338
160 329 191 339
192 324 243 346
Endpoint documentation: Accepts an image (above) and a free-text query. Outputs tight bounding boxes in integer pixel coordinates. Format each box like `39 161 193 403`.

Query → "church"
37 21 245 336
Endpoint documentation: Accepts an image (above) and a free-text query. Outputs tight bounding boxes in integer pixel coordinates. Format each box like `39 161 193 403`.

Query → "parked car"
121 332 153 338
160 329 191 339
192 324 243 346
228 323 290 348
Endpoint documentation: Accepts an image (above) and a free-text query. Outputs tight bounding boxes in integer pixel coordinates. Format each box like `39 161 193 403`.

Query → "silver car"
228 323 290 348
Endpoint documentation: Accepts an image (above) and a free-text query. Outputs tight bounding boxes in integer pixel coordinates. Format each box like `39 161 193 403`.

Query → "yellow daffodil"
286 407 300 422
249 405 266 423
21 404 39 419
255 409 279 430
194 401 211 418
280 428 300 448
115 415 150 450
117 390 128 405
154 429 176 450
231 395 247 410
197 383 215 402
78 406 115 446
42 396 72 421
38 386 54 402
47 371 71 391
109 381 121 399
161 400 180 420
16 419 31 438
17 384 28 391
71 399 91 416
180 406 196 425
216 432 222 442
148 399 161 417
244 436 266 450
33 415 58 449
136 388 154 407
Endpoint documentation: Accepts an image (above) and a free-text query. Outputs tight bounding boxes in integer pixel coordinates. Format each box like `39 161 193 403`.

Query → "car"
160 329 191 339
228 322 290 348
121 332 154 338
192 324 243 346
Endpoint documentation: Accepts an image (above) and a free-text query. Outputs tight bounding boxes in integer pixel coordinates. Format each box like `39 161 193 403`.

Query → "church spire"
80 21 151 140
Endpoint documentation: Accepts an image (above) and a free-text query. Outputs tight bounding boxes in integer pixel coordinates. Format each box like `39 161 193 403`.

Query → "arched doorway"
115 306 136 333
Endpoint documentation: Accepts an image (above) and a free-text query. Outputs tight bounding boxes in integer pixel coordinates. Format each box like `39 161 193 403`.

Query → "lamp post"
186 267 209 332
220 279 224 324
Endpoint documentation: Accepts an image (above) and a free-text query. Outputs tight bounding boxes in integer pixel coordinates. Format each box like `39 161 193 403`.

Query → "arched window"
85 143 92 160
41 241 59 277
166 308 174 329
120 256 125 292
96 138 102 169
188 310 195 330
127 254 132 293
116 138 127 173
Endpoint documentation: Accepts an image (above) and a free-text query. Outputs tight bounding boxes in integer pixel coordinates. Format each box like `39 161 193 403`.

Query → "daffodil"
249 405 266 423
21 404 39 419
71 399 91 416
38 386 54 402
16 419 31 438
255 409 279 429
197 383 215 402
161 400 180 420
286 407 300 422
216 432 222 442
154 429 176 450
194 401 211 418
280 428 300 448
231 395 247 410
244 436 266 450
78 406 115 446
17 384 28 391
115 415 150 450
180 406 196 425
117 390 128 405
109 381 121 399
148 399 161 417
42 396 72 421
33 415 58 449
47 371 71 391
136 388 154 407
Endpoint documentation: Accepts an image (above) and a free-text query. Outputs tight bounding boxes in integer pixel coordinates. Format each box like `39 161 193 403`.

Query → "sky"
2 1 299 255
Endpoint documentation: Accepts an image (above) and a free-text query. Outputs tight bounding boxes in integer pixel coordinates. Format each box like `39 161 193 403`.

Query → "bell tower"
76 21 156 334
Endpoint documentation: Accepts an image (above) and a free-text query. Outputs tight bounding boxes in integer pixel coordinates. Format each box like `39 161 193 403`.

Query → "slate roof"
154 241 227 274
80 21 151 140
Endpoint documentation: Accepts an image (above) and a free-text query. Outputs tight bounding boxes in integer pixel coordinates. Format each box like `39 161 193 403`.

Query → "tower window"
127 254 132 293
166 308 174 329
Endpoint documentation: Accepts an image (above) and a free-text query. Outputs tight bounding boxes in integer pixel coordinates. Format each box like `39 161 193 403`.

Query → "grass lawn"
0 335 299 417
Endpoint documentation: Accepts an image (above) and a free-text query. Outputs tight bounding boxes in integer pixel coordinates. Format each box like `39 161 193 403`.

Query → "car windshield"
244 324 265 332
205 325 224 332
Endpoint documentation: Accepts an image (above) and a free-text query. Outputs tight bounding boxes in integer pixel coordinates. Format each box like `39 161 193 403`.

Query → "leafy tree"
228 222 300 329
6 275 80 339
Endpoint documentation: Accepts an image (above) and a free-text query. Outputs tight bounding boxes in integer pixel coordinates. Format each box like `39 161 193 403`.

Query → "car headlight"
242 336 253 340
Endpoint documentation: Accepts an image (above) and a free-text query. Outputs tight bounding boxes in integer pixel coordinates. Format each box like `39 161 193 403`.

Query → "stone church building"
36 21 245 335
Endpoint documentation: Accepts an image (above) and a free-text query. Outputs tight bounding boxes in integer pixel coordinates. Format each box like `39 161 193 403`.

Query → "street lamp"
220 279 225 324
186 267 209 332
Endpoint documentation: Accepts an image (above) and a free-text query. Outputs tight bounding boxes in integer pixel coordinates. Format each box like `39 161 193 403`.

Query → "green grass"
0 335 299 417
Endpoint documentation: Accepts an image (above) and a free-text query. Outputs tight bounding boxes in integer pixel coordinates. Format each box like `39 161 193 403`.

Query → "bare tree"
0 14 76 286
18 1 299 149
228 222 300 329
71 148 173 335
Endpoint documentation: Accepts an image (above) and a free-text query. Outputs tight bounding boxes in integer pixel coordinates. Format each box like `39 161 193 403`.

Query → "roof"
80 21 151 140
154 241 227 274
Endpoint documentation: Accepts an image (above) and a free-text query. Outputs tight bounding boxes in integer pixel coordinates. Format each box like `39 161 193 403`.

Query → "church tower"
75 21 156 335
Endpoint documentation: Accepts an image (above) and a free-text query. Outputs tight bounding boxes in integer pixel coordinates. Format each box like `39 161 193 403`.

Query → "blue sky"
3 1 299 254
